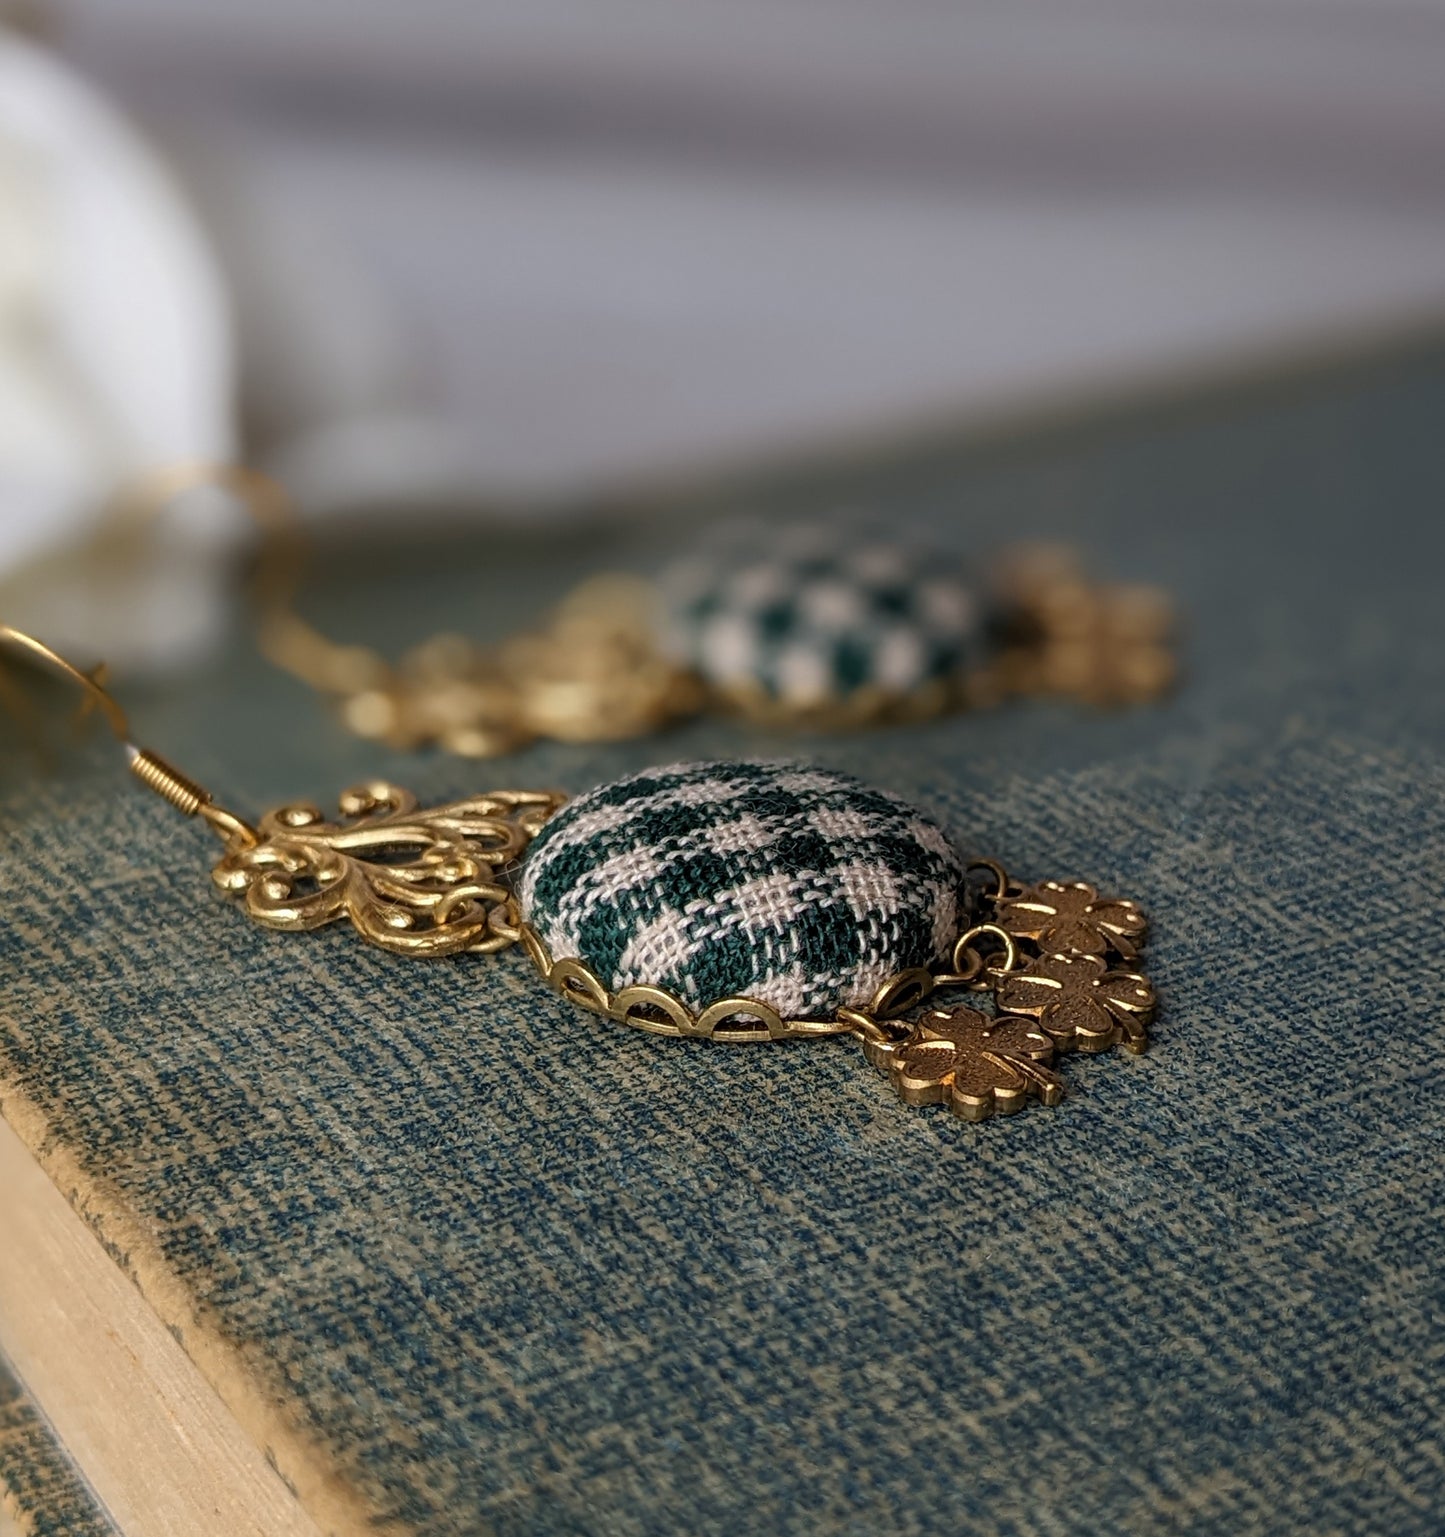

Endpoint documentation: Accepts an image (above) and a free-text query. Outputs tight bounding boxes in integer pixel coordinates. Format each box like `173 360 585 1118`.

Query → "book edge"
1 1347 116 1537
0 1074 390 1537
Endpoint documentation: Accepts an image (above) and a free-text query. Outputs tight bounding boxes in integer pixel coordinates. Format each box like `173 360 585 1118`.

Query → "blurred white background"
4 0 1445 661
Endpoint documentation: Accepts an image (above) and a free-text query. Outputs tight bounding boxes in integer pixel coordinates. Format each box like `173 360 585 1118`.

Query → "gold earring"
107 465 1179 759
2 625 1159 1123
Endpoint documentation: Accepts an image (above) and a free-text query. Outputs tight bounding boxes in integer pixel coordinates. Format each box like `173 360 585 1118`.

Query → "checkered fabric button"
519 760 966 1019
661 527 981 708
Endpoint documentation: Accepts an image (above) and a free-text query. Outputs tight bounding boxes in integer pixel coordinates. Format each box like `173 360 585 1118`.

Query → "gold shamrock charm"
862 1005 1064 1121
995 879 1147 960
996 952 1155 1054
987 542 1177 708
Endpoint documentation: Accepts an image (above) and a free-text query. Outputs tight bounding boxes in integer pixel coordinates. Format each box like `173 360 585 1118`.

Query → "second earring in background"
257 511 1179 758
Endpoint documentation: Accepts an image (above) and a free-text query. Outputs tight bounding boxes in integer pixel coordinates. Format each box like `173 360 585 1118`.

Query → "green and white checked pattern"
661 527 981 706
519 760 967 1018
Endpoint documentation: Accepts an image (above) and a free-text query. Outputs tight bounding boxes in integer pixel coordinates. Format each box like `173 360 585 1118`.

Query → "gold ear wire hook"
108 462 388 698
0 624 257 849
0 625 131 741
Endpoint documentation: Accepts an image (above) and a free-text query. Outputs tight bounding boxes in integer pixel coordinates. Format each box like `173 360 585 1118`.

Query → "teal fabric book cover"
2 346 1444 1534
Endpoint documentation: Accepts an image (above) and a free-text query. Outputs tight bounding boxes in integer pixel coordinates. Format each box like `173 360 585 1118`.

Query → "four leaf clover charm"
995 880 1147 960
860 866 1157 1121
870 1006 1065 1121
996 953 1155 1055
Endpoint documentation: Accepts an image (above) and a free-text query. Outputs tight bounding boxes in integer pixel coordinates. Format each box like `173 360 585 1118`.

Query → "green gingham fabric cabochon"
659 522 982 705
518 760 967 1018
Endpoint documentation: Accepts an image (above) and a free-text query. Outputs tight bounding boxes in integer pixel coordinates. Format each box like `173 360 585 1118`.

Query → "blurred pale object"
0 30 236 670
55 0 1445 503
157 131 450 519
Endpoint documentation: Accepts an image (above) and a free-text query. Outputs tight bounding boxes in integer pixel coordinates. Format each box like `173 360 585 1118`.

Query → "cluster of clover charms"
856 875 1156 1122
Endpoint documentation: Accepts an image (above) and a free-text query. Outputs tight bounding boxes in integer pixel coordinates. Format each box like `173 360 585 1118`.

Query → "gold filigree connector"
213 784 567 956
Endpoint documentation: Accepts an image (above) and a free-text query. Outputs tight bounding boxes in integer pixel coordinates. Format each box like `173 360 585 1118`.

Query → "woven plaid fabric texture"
519 759 966 1016
661 527 979 705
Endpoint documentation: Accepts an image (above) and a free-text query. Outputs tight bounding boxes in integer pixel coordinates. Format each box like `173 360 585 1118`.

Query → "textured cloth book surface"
3 346 1445 1534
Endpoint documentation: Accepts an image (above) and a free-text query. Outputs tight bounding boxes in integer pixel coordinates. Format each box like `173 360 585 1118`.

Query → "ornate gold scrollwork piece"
211 784 567 956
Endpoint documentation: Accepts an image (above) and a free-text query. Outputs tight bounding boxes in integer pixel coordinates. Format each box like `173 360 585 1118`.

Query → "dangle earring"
2 625 1159 1123
109 465 1179 759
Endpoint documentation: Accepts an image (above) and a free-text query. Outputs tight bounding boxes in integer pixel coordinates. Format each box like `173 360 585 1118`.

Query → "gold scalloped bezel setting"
519 924 858 1043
